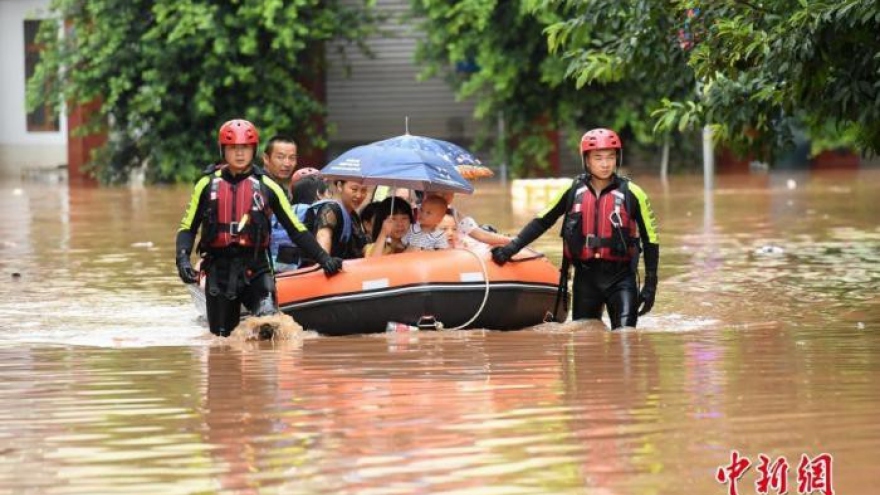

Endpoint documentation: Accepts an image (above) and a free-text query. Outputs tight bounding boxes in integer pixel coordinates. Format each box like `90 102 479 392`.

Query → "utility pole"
497 110 508 186
702 124 714 190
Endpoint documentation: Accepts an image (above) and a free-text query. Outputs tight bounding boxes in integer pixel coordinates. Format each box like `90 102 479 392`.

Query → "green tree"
534 0 699 168
672 0 880 157
411 0 571 173
411 0 585 177
28 0 380 184
412 1 697 177
545 0 880 158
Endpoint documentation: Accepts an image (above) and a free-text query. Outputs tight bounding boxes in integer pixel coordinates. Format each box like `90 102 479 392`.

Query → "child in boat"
403 194 449 251
291 173 330 204
438 213 458 247
432 191 511 247
439 213 492 254
366 197 414 257
359 200 380 244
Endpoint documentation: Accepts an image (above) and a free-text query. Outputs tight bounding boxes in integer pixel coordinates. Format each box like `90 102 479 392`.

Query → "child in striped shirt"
403 194 449 251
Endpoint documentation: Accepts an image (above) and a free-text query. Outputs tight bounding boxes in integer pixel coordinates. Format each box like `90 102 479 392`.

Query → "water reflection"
0 170 879 493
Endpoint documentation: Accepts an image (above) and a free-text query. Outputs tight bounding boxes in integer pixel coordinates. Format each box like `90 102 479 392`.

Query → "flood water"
1 169 878 494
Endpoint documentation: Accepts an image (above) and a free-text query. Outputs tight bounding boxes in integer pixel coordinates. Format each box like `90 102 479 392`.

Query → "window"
24 19 60 132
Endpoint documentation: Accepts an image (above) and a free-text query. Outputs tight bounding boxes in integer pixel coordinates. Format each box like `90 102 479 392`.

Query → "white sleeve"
458 216 479 235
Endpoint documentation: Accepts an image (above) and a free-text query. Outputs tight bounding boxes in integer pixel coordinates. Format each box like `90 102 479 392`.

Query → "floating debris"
753 245 785 255
130 241 154 248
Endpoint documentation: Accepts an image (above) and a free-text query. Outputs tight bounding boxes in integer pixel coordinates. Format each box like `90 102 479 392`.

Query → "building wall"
325 0 479 162
0 0 66 178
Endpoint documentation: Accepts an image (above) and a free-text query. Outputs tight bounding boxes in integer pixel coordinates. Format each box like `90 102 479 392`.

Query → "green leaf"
29 0 382 184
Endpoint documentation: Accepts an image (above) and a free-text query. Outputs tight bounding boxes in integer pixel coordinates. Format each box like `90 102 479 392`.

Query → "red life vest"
204 169 271 249
563 179 639 262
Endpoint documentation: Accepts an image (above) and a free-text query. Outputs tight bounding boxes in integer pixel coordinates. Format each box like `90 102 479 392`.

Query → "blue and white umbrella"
320 134 477 194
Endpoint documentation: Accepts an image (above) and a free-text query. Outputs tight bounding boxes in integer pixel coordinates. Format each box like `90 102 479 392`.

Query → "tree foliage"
28 0 379 184
410 0 580 176
536 0 698 148
544 0 880 159
411 0 697 176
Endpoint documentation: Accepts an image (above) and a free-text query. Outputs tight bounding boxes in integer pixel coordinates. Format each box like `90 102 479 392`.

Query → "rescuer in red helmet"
491 128 659 329
175 119 342 337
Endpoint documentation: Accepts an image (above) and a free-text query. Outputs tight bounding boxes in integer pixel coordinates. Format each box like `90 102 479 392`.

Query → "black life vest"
202 166 271 250
562 176 639 262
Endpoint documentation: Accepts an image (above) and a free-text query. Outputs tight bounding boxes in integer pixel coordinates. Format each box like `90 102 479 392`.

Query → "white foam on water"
0 293 212 348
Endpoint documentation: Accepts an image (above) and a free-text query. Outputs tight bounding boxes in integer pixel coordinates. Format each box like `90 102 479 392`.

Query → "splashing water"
230 313 304 342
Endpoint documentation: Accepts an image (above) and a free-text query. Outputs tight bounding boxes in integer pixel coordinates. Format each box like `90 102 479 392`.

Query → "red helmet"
218 119 259 147
291 167 321 185
580 128 622 153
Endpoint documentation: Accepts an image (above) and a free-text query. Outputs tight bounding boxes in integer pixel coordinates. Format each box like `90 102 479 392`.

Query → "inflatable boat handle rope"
445 248 546 331
441 247 489 330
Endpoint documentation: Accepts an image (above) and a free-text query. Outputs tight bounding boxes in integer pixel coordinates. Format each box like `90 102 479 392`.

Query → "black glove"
492 218 549 265
491 244 519 265
638 273 658 316
289 229 341 275
175 250 198 284
320 256 343 276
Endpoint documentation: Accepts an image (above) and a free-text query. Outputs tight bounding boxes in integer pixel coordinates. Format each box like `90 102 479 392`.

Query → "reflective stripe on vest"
207 172 270 249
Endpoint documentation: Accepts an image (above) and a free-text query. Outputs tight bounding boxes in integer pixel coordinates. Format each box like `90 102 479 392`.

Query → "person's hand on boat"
638 273 657 316
491 244 518 265
175 250 198 284
493 219 546 265
290 229 342 276
320 256 343 276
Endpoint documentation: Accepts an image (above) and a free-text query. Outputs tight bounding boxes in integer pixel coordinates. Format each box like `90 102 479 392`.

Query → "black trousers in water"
571 260 639 329
203 255 276 337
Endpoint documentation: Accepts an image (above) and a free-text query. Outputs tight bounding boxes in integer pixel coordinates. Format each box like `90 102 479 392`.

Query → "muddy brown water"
0 170 878 494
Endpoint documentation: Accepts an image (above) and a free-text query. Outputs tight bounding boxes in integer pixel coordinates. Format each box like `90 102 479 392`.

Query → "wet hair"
371 197 414 241
360 201 381 226
291 175 329 204
263 135 297 156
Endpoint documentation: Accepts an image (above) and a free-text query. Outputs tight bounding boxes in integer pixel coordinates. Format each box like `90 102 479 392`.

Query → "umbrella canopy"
321 134 476 194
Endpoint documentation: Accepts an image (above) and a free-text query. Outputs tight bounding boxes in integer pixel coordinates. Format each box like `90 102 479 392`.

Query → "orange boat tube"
274 248 560 335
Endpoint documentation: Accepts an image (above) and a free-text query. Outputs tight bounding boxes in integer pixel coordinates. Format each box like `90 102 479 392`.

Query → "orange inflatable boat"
192 248 561 336
277 248 560 335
